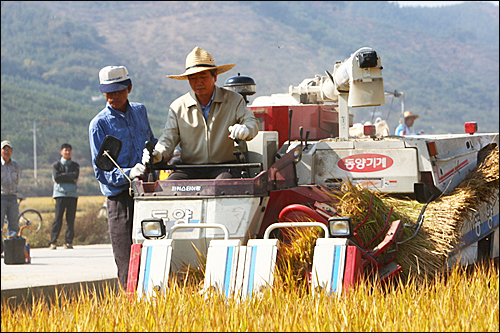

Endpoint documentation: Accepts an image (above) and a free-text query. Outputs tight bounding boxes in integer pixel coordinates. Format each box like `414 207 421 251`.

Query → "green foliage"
0 84 98 167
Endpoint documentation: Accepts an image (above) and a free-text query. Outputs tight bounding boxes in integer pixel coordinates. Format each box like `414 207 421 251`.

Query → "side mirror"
95 135 122 171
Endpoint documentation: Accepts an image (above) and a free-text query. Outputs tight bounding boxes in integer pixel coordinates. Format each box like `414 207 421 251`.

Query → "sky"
393 1 499 6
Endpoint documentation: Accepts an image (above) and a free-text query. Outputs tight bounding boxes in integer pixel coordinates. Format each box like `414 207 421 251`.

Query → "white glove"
142 148 162 165
228 124 250 140
129 163 146 180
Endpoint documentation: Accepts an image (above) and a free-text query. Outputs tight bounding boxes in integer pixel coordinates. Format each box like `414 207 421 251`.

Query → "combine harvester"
94 47 498 300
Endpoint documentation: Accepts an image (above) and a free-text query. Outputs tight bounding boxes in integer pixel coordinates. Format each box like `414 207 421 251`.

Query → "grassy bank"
2 195 109 248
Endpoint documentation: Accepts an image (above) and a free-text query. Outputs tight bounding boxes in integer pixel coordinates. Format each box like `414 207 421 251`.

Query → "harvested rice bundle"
424 145 498 264
334 145 498 284
333 182 446 284
273 180 446 286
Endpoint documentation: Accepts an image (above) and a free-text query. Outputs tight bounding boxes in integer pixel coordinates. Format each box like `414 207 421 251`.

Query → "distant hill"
1 1 498 184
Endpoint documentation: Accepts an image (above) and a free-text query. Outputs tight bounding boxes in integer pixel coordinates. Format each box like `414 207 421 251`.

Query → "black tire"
18 209 43 232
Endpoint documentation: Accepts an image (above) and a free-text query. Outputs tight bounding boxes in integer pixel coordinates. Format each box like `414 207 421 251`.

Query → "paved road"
1 244 118 306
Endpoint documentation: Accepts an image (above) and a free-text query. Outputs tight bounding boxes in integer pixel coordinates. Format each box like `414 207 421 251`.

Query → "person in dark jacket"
49 143 79 249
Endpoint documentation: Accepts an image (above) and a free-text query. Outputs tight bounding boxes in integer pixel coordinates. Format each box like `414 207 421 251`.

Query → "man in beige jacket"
143 46 259 180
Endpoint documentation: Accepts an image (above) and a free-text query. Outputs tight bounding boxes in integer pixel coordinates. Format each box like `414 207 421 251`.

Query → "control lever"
233 151 249 178
231 135 249 178
145 140 156 182
231 137 242 147
288 109 293 147
305 130 310 150
299 126 303 147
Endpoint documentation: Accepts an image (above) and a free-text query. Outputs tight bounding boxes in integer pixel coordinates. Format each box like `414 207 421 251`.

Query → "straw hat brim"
167 63 235 80
403 111 419 119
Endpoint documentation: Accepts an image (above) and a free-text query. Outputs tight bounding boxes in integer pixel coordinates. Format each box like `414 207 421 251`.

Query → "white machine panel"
313 147 419 193
203 239 241 297
133 196 269 273
311 238 348 296
205 197 268 241
240 239 279 299
136 238 173 300
246 131 279 177
133 197 268 243
133 198 204 243
448 192 499 267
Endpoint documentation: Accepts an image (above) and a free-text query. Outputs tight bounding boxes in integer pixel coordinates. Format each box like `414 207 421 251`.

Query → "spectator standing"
49 143 79 250
1 140 20 255
395 110 422 136
89 65 156 289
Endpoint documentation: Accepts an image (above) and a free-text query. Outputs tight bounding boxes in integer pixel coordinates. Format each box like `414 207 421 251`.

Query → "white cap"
1 140 12 149
99 66 131 93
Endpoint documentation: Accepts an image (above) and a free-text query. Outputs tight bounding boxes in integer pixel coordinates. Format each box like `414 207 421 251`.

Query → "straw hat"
399 110 419 123
403 110 419 119
167 47 235 80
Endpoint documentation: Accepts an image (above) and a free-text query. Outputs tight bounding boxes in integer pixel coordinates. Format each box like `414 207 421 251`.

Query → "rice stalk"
275 226 322 292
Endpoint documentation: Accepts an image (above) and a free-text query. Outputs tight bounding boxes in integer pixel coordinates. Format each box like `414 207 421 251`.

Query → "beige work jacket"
157 86 259 164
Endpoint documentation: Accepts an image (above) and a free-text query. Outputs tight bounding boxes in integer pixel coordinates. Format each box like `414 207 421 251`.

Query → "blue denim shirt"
200 89 215 121
89 101 157 197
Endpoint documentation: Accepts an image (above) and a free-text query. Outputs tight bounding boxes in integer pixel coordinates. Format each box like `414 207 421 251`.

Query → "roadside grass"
2 196 109 248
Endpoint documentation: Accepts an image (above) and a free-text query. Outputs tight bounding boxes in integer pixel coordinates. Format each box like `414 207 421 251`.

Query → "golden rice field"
2 147 497 331
1 262 498 332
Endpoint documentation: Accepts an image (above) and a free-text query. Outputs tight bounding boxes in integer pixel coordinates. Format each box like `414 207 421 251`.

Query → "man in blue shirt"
89 65 157 289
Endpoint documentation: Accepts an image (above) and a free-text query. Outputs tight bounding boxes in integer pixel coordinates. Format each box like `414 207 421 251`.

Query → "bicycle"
2 195 43 238
97 200 108 221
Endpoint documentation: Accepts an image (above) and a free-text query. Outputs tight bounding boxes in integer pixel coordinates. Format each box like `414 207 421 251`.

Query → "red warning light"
363 125 376 137
465 122 477 135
